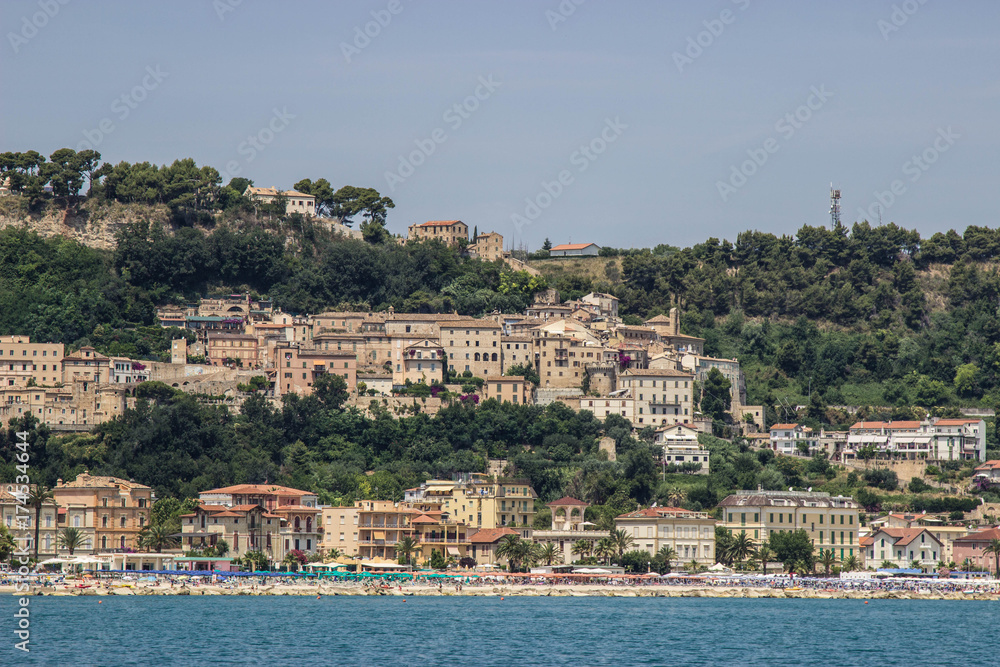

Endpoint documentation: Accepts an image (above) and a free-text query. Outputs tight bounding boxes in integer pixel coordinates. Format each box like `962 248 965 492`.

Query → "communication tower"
829 183 841 227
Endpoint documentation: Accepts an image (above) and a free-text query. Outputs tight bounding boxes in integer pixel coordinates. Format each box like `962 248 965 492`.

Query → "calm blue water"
1 595 993 666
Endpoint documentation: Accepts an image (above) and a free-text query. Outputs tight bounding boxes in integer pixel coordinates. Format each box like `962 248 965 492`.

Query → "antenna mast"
829 183 841 227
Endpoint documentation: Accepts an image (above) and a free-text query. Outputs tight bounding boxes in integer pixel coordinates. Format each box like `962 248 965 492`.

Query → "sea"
1 595 992 666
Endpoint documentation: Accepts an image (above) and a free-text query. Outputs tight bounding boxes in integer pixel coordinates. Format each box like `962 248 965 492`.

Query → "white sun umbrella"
40 558 66 565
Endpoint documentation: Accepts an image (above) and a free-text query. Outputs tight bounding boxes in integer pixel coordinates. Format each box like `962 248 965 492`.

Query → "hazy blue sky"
3 1 997 249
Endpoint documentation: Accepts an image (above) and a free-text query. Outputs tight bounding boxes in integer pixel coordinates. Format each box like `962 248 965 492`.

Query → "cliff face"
0 199 173 250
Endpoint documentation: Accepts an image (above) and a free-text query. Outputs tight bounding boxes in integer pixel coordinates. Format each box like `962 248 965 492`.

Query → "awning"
372 531 385 540
447 547 460 556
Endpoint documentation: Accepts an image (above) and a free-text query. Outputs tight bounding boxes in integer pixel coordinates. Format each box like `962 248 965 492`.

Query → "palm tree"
395 536 418 566
538 542 559 566
819 550 838 576
961 558 976 572
496 534 534 572
27 486 55 562
730 531 755 565
656 546 678 574
982 538 1000 576
138 523 179 552
571 539 592 561
214 538 230 556
612 529 634 562
666 486 686 507
687 559 700 573
595 537 616 565
58 527 90 556
324 548 342 561
841 554 860 573
880 560 897 570
756 544 775 575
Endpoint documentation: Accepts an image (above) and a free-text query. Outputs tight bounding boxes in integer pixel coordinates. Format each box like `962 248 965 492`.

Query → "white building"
861 528 943 570
654 423 710 474
769 423 817 456
549 243 600 257
846 418 986 462
244 186 316 216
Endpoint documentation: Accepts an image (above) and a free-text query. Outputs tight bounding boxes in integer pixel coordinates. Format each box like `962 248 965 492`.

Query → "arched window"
474 353 481 361
294 517 301 531
492 353 497 361
306 517 312 532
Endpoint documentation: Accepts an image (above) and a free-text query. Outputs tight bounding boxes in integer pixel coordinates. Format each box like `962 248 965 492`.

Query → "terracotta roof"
196 504 233 513
618 507 694 519
954 528 1000 543
975 460 1000 471
200 484 312 496
871 528 940 547
547 496 589 507
770 424 800 431
935 419 980 426
550 243 599 251
860 536 875 547
57 473 150 490
469 527 519 544
410 515 439 524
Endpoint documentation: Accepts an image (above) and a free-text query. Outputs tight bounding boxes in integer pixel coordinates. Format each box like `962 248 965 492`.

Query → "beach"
5 579 999 601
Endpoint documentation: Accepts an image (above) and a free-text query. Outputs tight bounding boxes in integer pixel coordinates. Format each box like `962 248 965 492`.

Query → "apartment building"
483 376 530 405
0 335 64 387
654 423 710 474
468 231 504 261
615 506 716 566
500 334 533 371
53 472 153 553
769 423 818 456
718 490 860 563
62 346 111 384
320 506 360 556
861 528 943 570
356 500 414 560
207 333 259 368
405 474 537 539
406 220 469 246
180 503 282 559
846 418 986 462
272 342 357 397
1 483 58 558
198 484 321 559
440 318 502 378
617 368 694 427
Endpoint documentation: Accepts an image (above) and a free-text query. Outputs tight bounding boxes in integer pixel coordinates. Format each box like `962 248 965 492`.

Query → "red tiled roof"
551 243 598 251
871 527 940 547
934 419 980 426
469 527 518 544
547 496 589 507
770 424 800 431
954 528 1000 543
975 460 1000 471
618 507 693 519
411 515 439 524
200 484 311 496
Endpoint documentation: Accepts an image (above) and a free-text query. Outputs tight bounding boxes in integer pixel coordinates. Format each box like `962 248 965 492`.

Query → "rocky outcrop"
0 199 174 250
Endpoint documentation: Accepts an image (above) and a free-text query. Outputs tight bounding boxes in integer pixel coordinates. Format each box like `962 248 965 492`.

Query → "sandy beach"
5 581 998 601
